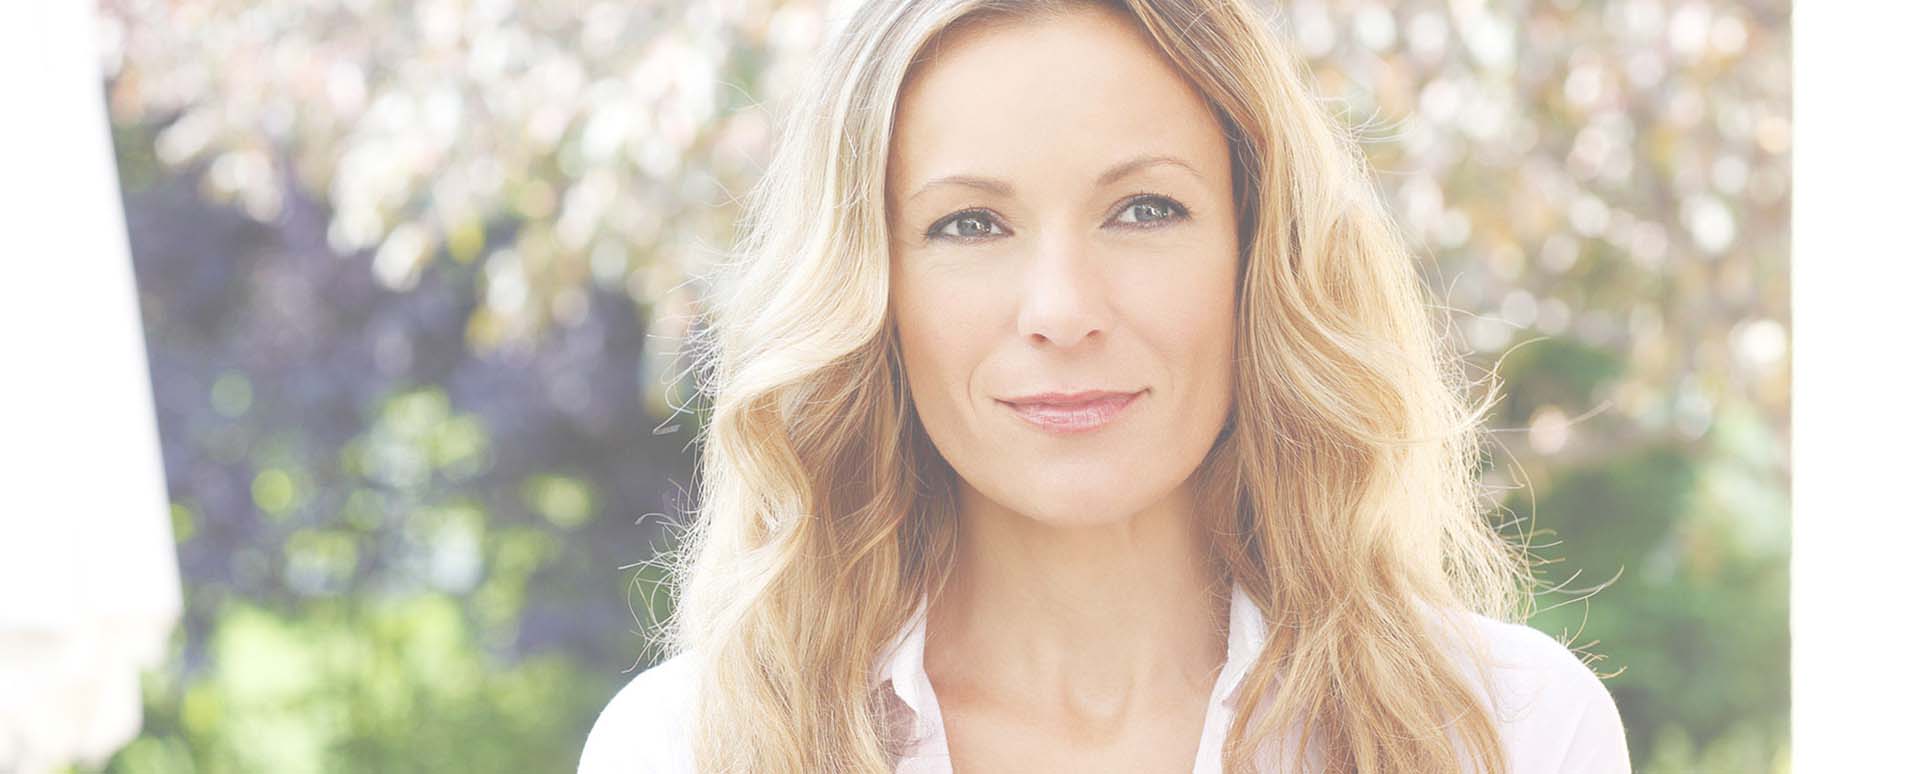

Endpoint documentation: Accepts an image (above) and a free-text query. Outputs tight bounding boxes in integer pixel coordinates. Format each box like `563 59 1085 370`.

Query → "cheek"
1115 257 1237 372
891 269 997 408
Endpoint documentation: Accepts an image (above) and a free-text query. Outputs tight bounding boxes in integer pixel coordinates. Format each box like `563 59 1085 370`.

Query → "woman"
580 0 1629 772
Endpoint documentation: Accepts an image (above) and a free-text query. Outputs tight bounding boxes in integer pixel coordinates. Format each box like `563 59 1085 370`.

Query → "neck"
924 476 1231 727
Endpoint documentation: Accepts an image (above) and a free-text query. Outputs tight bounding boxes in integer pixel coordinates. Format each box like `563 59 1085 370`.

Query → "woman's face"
885 5 1238 527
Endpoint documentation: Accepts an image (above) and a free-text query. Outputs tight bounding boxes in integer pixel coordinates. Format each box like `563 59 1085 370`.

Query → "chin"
956 457 1172 527
1010 490 1148 528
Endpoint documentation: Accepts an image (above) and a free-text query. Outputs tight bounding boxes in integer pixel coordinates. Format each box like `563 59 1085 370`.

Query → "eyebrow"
904 153 1203 204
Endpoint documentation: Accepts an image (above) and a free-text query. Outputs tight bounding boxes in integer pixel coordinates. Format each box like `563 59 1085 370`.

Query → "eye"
927 209 1008 242
1111 194 1189 229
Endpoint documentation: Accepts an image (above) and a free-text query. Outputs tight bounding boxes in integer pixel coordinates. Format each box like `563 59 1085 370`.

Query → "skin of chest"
936 686 1216 773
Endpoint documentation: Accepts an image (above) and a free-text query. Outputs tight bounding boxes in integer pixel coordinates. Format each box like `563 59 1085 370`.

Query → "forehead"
886 5 1227 195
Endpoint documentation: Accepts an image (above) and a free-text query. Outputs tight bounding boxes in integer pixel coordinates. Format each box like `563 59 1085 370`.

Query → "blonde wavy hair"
650 0 1534 771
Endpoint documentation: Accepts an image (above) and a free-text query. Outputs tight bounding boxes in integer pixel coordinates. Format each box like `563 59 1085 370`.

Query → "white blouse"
578 582 1631 773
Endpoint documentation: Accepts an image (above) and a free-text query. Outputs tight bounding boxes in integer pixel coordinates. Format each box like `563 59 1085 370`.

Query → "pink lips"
998 390 1143 435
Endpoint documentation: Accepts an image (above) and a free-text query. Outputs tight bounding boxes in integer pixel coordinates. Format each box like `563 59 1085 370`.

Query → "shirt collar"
871 579 1268 726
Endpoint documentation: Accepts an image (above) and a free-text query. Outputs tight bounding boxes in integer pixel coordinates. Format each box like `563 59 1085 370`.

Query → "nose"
1015 231 1112 349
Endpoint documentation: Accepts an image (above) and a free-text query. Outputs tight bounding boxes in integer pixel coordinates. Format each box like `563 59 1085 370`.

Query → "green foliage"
1518 403 1789 770
96 595 613 774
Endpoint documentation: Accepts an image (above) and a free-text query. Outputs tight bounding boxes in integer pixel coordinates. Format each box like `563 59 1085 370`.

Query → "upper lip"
998 389 1143 406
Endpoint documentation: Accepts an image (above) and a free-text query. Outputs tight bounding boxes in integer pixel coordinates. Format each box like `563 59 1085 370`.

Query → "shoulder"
577 650 702 774
1451 613 1632 774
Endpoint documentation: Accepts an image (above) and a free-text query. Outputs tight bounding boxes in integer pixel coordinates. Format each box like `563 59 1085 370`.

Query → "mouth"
996 389 1144 435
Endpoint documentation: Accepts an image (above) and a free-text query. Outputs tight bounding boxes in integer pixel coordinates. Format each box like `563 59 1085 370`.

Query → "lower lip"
999 392 1142 435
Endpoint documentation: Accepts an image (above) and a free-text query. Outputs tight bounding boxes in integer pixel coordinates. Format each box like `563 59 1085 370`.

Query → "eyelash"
924 193 1192 243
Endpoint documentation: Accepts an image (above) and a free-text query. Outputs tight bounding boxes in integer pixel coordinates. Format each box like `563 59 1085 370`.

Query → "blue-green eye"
924 194 1191 243
928 209 1005 241
1113 195 1189 228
